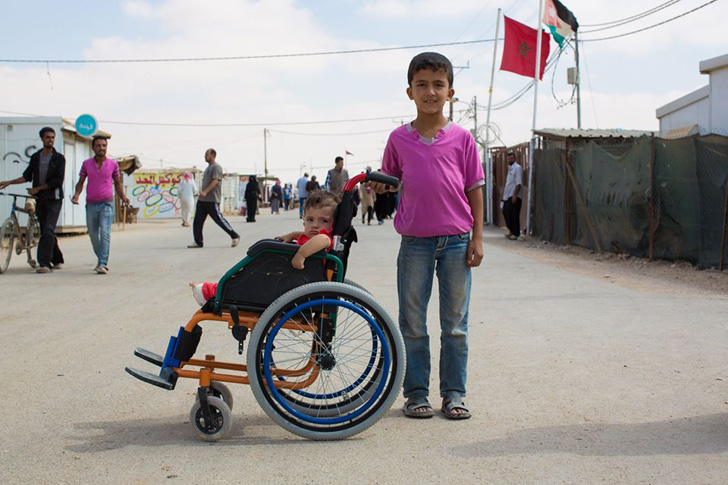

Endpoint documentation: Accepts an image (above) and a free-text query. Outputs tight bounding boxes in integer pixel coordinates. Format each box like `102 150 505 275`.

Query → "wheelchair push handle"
343 172 400 193
365 171 400 190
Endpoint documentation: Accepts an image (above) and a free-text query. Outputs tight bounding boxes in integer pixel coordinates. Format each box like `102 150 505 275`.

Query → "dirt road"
1 211 726 484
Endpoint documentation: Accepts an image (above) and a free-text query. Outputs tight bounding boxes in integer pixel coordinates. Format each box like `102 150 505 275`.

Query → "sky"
1 0 726 183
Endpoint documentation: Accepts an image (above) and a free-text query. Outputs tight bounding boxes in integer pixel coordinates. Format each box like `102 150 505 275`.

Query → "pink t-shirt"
381 122 484 237
79 158 120 203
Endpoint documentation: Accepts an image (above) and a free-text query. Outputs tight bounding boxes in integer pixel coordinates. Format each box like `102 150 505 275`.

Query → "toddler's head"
302 190 340 237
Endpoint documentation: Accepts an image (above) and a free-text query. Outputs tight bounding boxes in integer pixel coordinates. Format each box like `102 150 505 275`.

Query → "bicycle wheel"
29 215 40 248
247 281 405 440
26 216 40 267
0 218 16 274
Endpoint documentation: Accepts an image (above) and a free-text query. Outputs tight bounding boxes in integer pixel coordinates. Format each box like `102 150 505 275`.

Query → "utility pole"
472 95 478 140
448 62 470 121
575 31 582 129
263 128 269 177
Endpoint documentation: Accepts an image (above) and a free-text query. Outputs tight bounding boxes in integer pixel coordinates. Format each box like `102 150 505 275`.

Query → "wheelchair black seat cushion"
219 240 328 310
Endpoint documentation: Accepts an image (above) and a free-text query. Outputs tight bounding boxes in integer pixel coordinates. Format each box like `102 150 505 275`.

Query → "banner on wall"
132 171 184 219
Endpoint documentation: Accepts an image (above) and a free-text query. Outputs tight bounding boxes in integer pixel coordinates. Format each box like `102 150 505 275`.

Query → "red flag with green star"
500 15 550 80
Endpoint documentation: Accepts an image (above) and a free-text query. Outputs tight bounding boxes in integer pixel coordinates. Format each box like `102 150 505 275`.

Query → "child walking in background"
370 52 484 420
190 190 339 306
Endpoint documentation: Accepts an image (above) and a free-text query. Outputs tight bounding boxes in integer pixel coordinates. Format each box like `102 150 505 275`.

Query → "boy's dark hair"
39 127 55 138
207 148 217 157
304 190 340 214
334 156 344 163
92 135 108 147
407 52 454 87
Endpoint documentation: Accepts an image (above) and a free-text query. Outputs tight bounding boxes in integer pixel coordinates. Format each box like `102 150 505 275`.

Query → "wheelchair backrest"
215 240 338 312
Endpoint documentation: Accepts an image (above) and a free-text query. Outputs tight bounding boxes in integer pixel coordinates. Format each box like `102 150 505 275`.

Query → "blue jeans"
298 197 306 217
86 201 114 267
397 233 471 403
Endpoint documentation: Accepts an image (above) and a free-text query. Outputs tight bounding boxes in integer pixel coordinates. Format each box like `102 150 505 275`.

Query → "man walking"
324 156 349 194
71 135 129 274
296 172 309 219
0 127 65 273
502 151 524 241
188 148 240 248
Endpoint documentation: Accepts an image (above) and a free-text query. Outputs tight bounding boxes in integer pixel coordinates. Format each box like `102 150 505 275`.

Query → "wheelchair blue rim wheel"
262 298 390 425
272 323 379 400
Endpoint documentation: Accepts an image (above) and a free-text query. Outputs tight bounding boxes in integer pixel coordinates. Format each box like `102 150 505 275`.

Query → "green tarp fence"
532 135 728 269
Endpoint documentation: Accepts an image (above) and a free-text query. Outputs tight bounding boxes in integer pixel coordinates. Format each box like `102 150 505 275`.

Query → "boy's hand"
368 181 397 195
71 195 79 205
291 252 305 270
466 239 483 267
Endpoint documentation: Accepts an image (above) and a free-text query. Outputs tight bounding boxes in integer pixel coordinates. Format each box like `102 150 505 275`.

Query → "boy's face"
303 205 335 237
406 68 454 116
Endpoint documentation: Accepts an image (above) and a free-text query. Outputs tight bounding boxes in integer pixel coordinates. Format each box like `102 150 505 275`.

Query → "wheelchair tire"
247 281 405 440
189 396 232 442
0 218 15 274
195 381 234 411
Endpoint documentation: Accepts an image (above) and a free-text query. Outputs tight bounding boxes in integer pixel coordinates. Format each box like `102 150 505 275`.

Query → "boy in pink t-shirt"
370 52 484 421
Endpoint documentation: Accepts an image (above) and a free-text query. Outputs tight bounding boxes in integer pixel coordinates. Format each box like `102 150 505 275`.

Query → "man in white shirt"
502 151 524 241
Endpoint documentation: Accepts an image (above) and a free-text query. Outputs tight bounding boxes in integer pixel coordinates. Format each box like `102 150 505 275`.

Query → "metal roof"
533 128 655 139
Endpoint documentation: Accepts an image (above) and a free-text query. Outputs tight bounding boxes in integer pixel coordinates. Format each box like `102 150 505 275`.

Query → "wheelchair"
126 172 405 441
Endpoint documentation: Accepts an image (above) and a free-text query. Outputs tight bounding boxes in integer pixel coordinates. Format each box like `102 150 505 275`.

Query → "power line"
268 128 393 137
0 39 494 65
580 0 682 29
100 114 413 128
581 0 718 42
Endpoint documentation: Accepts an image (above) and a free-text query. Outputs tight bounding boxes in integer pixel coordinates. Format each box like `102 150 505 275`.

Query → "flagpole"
526 0 546 236
484 8 501 226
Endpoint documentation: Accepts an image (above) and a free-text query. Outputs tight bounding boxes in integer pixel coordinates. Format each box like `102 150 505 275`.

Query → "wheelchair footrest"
125 367 175 390
134 347 163 367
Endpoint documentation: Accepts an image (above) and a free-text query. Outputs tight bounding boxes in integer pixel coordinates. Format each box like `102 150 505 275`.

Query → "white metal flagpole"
484 8 501 226
526 0 546 235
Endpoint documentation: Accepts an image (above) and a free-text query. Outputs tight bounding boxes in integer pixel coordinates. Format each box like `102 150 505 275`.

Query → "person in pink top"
370 52 484 420
71 136 129 274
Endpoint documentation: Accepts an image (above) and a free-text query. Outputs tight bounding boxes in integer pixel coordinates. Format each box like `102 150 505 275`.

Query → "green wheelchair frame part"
211 249 345 309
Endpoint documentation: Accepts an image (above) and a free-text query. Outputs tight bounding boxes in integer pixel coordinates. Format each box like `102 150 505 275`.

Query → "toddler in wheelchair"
189 190 340 306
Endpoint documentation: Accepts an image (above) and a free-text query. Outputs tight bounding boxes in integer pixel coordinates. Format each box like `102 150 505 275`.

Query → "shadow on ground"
453 413 728 457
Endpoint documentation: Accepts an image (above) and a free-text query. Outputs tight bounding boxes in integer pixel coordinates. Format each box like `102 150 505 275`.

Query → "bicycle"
0 192 41 274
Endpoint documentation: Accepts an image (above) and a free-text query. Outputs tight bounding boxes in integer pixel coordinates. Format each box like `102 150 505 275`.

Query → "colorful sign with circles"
75 114 98 137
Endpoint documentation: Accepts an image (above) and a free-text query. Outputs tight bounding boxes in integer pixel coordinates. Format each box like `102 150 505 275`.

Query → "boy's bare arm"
277 231 304 243
465 186 484 267
291 234 330 269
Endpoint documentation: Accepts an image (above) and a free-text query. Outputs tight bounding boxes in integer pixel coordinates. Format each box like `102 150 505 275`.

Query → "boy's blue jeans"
397 233 471 403
86 201 114 267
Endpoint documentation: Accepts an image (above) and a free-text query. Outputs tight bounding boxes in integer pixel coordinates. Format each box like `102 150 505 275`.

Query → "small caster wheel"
190 396 232 441
195 382 234 410
29 260 37 269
